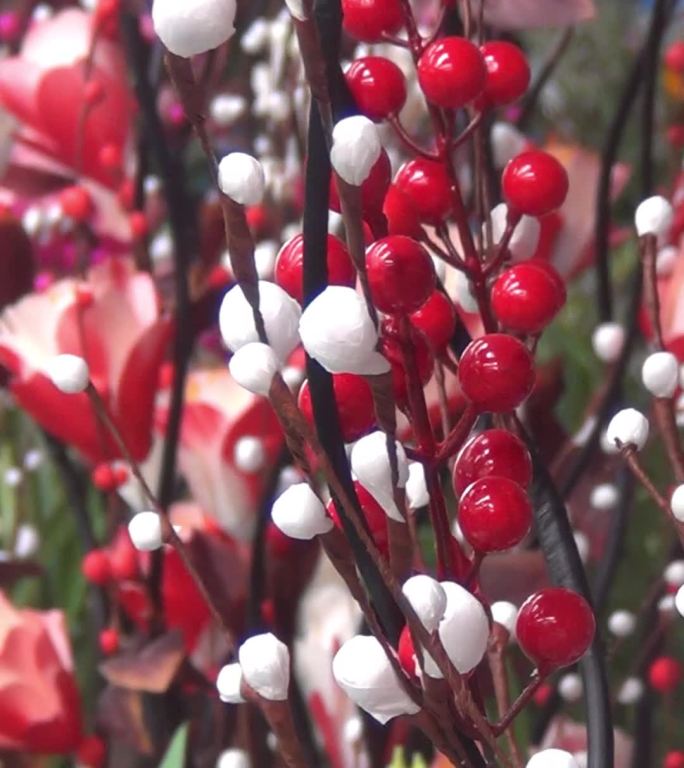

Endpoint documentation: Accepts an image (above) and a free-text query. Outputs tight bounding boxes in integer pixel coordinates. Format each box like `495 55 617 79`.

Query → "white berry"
350 431 409 522
216 663 245 704
607 610 636 638
671 486 684 523
271 483 333 539
642 351 679 398
238 633 290 701
402 575 447 633
635 195 673 239
229 343 280 396
606 408 649 451
151 0 237 57
46 354 90 394
526 750 580 768
128 511 163 551
591 322 624 363
218 153 265 206
330 116 381 186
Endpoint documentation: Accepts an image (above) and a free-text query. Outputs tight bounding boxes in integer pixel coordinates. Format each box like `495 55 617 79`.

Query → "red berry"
648 656 683 693
265 521 295 559
298 373 376 443
129 211 148 240
341 0 403 42
491 261 566 334
516 587 596 671
502 150 569 217
458 334 534 413
458 476 532 552
533 682 554 707
453 428 532 495
99 143 122 174
417 37 487 108
665 41 684 73
380 318 433 408
82 550 111 585
383 184 423 238
84 79 104 105
479 41 530 108
275 234 356 303
667 124 684 149
346 57 407 121
92 463 117 492
398 625 418 677
328 481 389 556
99 628 120 655
366 235 435 314
665 751 684 768
75 284 94 308
60 186 93 222
77 735 106 768
410 290 457 352
394 158 452 224
330 150 391 216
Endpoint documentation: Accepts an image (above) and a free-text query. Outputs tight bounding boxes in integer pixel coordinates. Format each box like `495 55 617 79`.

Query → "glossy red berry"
410 290 457 353
516 587 596 671
458 333 535 413
81 550 111 585
129 211 148 240
664 751 684 768
458 476 532 552
99 628 120 655
330 149 391 215
275 233 356 303
346 57 407 121
298 373 376 443
383 184 423 238
491 261 566 333
648 656 683 693
479 41 530 108
366 236 435 314
341 0 403 41
92 463 117 492
77 735 106 768
502 150 569 217
665 41 684 73
417 37 487 108
398 625 418 677
453 429 532 495
394 159 452 224
328 481 389 556
60 185 93 222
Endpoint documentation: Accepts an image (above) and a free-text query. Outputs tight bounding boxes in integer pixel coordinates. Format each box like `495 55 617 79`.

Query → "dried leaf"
96 686 155 756
99 631 185 694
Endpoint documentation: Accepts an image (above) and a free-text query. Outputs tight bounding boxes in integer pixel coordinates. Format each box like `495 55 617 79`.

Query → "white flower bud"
491 122 527 168
657 245 679 276
591 322 624 363
590 483 619 510
14 524 39 559
299 286 390 375
330 116 381 186
210 94 247 126
216 663 245 703
402 575 447 633
350 432 409 522
606 408 649 451
47 354 89 394
151 0 236 57
659 594 676 615
217 749 250 768
332 635 420 723
664 559 684 587
607 610 636 638
488 203 540 261
271 483 333 539
491 601 518 638
558 673 583 702
434 581 489 675
219 281 301 363
526 750 580 768
218 153 265 206
23 449 43 472
239 633 290 700
128 511 163 551
233 437 266 473
671 486 684 523
4 467 22 488
642 351 679 398
405 462 429 509
675 584 684 618
241 18 269 54
635 196 673 238
229 343 279 396
617 677 644 705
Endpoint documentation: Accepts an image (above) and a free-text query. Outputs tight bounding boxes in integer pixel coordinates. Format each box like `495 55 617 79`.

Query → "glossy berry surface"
99 628 120 655
398 625 418 677
346 57 407 121
341 0 403 42
516 587 596 671
410 290 457 352
502 150 569 217
458 476 532 552
275 233 356 303
60 185 93 222
366 235 435 314
330 149 391 215
81 550 111 585
458 334 535 413
417 37 487 109
328 481 389 556
394 158 452 224
664 751 684 768
491 261 566 333
298 373 376 443
453 428 532 495
383 184 423 238
648 656 683 693
479 41 530 107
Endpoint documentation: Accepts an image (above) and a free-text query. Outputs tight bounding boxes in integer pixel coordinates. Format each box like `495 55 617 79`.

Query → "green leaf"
158 723 189 768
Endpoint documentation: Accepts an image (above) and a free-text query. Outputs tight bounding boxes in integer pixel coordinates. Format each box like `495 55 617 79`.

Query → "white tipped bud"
606 408 649 451
350 432 409 522
664 559 684 587
488 203 540 261
128 511 163 551
4 467 22 488
402 575 447 633
558 673 583 702
675 584 684 618
47 354 89 394
591 322 625 363
617 677 644 705
635 196 673 238
210 94 247 126
657 245 679 276
14 524 39 559
23 449 43 472
217 749 251 768
229 343 280 396
671 486 684 523
491 122 527 169
435 581 489 675
607 610 636 638
491 601 518 638
238 633 290 701
332 635 420 723
590 483 619 510
271 483 333 539
330 116 381 186
219 281 301 363
151 0 236 57
299 286 390 375
405 462 429 509
233 437 266 473
218 153 265 206
642 351 679 398
526 750 580 768
240 18 269 54
216 663 245 703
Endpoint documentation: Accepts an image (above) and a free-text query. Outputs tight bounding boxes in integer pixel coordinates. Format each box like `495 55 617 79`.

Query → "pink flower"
0 257 171 463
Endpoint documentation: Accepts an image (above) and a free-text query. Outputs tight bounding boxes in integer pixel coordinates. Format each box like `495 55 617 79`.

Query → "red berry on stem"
502 150 569 217
383 184 423 238
648 656 683 693
129 211 148 240
60 186 93 222
479 41 530 108
99 143 122 174
665 751 684 768
341 0 404 42
394 158 452 224
330 150 391 215
346 57 407 121
410 290 457 353
458 334 535 413
417 37 487 109
82 550 111 585
453 428 532 495
516 587 596 671
398 625 418 677
99 628 120 655
491 261 566 333
92 463 117 492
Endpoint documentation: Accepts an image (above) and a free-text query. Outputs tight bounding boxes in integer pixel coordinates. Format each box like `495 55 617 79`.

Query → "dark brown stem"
388 116 439 161
488 627 524 767
436 406 477 463
493 671 544 735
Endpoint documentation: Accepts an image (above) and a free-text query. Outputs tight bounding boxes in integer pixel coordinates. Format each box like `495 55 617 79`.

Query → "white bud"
332 635 420 723
210 94 247 126
229 343 279 396
271 483 333 539
635 196 673 238
491 601 518 638
435 581 489 675
658 594 676 615
350 432 409 522
4 467 22 488
254 241 279 280
299 287 390 375
219 281 301 363
591 322 624 363
23 449 43 472
670 486 684 523
675 584 684 618
607 610 636 638
233 437 266 473
657 245 679 276
218 153 265 206
402 575 447 633
558 673 583 702
239 633 290 700
664 559 684 587
343 716 363 743
128 511 163 551
606 408 649 451
330 116 382 186
642 351 679 398
488 203 540 261
241 18 269 54
151 0 236 57
405 462 429 509
491 123 527 168
150 231 174 264
46 354 89 394
217 749 251 768
14 524 39 559
216 663 245 703
617 677 644 705
590 483 619 510
526 750 580 768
